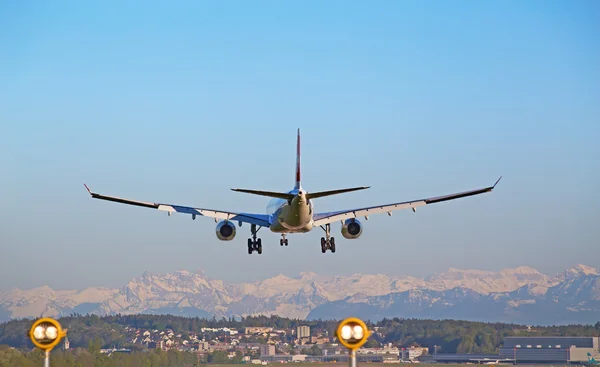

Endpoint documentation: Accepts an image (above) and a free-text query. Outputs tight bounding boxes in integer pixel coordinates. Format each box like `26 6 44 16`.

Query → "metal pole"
348 349 357 367
44 350 50 367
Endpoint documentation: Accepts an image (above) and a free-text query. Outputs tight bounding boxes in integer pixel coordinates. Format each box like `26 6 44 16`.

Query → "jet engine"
216 220 236 241
341 218 363 239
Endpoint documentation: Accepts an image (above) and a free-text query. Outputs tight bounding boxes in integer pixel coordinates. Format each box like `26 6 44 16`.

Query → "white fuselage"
266 187 315 233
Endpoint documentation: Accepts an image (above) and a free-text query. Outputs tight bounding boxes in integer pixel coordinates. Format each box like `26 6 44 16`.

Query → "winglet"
83 182 92 195
493 176 502 189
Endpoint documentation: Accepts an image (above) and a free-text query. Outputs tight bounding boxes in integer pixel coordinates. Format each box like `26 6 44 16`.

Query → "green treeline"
1 314 598 356
0 345 204 367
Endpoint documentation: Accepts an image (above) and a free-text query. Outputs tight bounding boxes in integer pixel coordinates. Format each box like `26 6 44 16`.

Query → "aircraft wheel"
330 237 336 253
258 244 262 254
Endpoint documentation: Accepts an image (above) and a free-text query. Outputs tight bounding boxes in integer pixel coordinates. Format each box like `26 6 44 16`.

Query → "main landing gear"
248 224 262 254
320 223 336 253
280 234 288 246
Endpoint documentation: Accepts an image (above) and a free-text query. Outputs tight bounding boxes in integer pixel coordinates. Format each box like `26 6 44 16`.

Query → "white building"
297 326 310 339
401 346 426 361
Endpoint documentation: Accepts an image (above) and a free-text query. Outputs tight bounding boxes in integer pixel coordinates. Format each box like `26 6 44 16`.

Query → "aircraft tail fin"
295 128 301 190
306 186 370 199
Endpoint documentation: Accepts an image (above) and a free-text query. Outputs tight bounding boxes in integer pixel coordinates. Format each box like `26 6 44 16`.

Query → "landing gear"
280 234 288 246
248 224 262 254
319 223 336 253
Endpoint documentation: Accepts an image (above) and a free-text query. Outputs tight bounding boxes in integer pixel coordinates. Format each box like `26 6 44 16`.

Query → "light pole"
336 317 370 367
28 317 67 367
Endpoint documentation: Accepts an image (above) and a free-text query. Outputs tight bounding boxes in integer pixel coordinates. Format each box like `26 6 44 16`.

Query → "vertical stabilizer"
295 128 301 190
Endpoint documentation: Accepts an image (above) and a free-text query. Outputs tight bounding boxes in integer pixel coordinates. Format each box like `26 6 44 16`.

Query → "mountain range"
1 264 599 325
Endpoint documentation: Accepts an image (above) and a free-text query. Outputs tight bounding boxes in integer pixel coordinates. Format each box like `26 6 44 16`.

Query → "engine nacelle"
341 218 363 239
216 220 236 241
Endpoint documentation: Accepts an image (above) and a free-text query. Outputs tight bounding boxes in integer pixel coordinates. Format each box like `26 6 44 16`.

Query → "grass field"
206 364 502 367
204 365 571 367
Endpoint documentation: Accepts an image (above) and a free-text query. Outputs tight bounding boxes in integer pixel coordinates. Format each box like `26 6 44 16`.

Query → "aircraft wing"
312 177 501 226
83 184 272 227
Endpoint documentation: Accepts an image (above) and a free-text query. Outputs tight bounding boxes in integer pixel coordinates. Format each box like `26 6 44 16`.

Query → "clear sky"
1 1 599 291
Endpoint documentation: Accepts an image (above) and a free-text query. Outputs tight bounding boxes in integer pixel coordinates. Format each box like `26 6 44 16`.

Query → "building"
358 343 400 356
420 353 508 364
260 345 275 356
297 326 310 339
245 327 273 335
400 346 426 361
500 336 600 363
197 341 210 352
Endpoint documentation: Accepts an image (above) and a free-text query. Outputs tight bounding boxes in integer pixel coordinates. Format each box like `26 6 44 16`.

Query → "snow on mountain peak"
2 264 599 324
502 266 541 275
569 264 598 275
551 264 599 284
299 272 318 280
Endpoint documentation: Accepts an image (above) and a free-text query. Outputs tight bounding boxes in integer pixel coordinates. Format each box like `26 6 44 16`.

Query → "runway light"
336 317 370 351
341 325 352 340
45 326 58 339
29 317 66 352
352 325 364 339
33 326 45 340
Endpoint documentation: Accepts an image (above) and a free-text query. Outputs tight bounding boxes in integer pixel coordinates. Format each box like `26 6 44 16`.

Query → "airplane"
469 358 510 365
84 129 502 255
586 353 600 365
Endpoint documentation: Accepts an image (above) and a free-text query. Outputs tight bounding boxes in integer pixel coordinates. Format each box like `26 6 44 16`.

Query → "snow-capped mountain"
1 265 599 325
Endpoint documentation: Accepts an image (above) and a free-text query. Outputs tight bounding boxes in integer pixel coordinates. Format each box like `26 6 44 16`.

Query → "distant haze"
1 1 598 291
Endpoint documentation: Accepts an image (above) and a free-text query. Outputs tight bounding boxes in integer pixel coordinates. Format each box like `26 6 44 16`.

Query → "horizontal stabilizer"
306 186 370 199
231 188 295 200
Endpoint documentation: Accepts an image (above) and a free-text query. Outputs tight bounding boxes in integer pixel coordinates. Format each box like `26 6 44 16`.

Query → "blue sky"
1 1 599 290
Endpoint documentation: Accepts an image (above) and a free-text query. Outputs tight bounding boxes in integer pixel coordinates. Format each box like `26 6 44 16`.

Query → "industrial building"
419 353 512 364
499 336 600 364
420 336 600 364
259 353 397 363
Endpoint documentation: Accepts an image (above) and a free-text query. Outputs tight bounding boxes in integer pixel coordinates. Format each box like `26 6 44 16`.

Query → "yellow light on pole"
29 317 67 367
336 317 370 367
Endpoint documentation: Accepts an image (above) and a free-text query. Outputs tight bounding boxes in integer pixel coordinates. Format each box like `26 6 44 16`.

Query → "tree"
208 350 229 363
232 350 244 363
87 337 102 354
364 338 380 348
307 344 323 356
